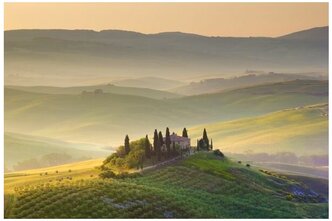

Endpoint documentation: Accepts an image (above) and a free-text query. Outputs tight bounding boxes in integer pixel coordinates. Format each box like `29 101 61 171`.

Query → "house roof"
164 133 190 142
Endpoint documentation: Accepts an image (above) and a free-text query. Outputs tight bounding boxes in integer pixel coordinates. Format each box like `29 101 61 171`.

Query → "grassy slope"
4 152 328 218
189 103 328 155
5 132 109 170
175 80 328 121
6 84 181 100
252 162 328 179
5 80 328 146
5 158 103 194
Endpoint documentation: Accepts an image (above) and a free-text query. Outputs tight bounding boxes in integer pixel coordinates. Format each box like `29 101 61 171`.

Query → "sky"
4 2 328 37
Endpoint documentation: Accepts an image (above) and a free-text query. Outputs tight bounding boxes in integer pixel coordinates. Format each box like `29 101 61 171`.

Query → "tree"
126 149 145 169
124 135 130 155
210 139 213 150
196 139 200 151
158 131 164 148
154 129 161 161
182 128 188 138
165 127 171 157
145 135 151 159
203 128 209 149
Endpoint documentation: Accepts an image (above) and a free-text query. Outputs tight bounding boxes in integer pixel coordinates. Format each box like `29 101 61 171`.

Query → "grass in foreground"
4 152 328 218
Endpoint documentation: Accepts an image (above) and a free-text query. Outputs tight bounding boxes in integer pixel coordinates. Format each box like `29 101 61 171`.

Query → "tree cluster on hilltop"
101 127 189 173
197 128 213 151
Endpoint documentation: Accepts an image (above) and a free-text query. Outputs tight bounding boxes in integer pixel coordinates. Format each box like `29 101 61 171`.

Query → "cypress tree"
196 139 200 151
154 129 161 161
158 131 164 150
145 135 151 158
182 128 188 138
210 139 213 150
198 139 205 151
159 131 165 159
165 127 171 157
124 135 130 155
203 128 209 150
158 131 164 152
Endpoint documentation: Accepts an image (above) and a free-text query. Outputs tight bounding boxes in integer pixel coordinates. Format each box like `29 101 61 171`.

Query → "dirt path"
140 151 196 172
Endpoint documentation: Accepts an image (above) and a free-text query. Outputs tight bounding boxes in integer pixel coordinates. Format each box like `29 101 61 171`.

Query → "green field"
4 152 328 218
5 80 328 146
189 103 328 155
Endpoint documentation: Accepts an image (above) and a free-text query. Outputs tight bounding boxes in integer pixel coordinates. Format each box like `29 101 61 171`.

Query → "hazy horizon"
5 3 328 37
4 25 328 38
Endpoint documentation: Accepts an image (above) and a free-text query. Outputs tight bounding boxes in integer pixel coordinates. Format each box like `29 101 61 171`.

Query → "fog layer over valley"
4 27 328 173
5 79 328 171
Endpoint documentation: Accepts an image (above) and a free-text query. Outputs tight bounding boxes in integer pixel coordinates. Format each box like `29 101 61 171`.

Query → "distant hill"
279 26 328 42
112 77 186 90
189 103 328 157
170 72 326 95
5 80 328 146
6 84 181 99
5 27 328 86
4 132 108 171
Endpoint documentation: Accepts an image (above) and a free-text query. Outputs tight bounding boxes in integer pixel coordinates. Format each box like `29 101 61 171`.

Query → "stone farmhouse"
163 132 190 150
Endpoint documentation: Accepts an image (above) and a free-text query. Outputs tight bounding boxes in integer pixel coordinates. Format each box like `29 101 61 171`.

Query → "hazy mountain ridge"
279 26 328 41
6 84 181 99
171 72 327 95
5 27 328 86
112 77 186 90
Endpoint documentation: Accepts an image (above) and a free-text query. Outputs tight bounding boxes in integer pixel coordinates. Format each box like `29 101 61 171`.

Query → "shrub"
246 164 250 167
286 194 293 201
238 161 242 164
99 170 116 179
213 149 224 158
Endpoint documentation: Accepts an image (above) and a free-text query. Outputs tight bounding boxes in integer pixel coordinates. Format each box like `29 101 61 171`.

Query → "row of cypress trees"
125 127 212 158
124 127 189 162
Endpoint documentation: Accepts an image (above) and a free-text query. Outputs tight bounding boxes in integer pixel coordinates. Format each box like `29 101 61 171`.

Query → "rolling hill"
171 72 326 95
4 152 328 218
279 26 328 41
112 77 186 90
5 27 328 86
5 132 109 171
6 84 181 100
5 80 328 146
188 103 328 155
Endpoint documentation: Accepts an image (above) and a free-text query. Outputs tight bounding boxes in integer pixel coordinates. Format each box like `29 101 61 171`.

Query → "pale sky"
4 2 328 37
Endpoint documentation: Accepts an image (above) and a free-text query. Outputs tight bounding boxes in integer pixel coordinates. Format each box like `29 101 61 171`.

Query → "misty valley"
4 26 329 218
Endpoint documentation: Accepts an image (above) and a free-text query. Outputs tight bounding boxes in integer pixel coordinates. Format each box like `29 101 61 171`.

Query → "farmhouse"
164 133 190 149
